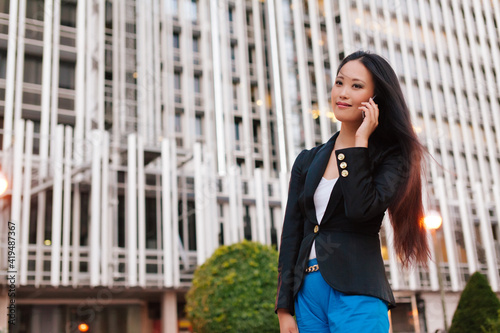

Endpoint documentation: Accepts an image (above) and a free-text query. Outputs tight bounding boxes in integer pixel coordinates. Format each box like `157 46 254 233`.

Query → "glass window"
194 75 201 93
24 55 43 84
175 113 181 132
61 0 77 27
234 118 241 141
173 32 180 48
231 45 236 60
0 50 6 79
174 72 181 89
195 115 203 136
190 0 197 21
0 0 9 14
59 61 75 89
26 0 44 21
192 36 199 52
171 0 178 16
228 7 233 22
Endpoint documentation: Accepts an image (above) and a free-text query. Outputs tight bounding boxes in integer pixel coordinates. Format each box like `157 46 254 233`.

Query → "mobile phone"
362 95 377 119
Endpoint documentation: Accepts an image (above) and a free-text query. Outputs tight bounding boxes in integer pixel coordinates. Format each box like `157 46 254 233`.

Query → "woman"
275 51 430 332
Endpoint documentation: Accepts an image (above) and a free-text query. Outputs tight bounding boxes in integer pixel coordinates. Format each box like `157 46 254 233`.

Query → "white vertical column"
277 171 288 249
71 184 81 287
11 120 24 281
422 181 439 291
100 131 110 286
171 140 180 287
50 0 61 167
112 0 122 143
235 0 254 175
137 135 146 287
308 0 330 142
98 0 105 133
161 292 177 333
90 130 102 287
324 0 340 74
339 0 353 53
427 230 440 291
291 0 314 149
369 0 382 54
210 0 227 175
161 139 173 287
61 127 73 286
12 0 26 130
474 183 499 291
127 134 138 287
444 1 482 276
254 168 266 244
273 0 297 166
74 0 86 167
395 0 416 119
227 168 239 245
456 180 478 273
481 0 500 148
51 126 64 286
433 0 478 275
436 178 459 291
194 143 207 264
471 0 500 227
20 121 33 285
2 0 19 150
383 217 400 290
136 0 148 140
356 0 368 48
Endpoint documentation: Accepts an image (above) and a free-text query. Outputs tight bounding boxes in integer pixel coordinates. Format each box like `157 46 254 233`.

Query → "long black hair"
337 50 430 267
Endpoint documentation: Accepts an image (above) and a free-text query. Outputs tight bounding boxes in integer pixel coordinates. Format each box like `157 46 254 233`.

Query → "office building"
0 0 499 332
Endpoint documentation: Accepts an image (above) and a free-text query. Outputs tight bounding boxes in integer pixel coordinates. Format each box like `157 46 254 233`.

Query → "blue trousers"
294 259 390 333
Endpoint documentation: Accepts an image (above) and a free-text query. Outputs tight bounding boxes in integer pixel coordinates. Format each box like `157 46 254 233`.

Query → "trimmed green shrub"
482 310 500 333
449 272 500 333
185 240 279 333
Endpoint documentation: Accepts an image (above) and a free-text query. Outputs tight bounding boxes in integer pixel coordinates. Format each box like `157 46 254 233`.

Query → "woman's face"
331 60 375 124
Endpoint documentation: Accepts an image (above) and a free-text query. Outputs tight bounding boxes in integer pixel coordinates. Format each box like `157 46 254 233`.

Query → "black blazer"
275 132 404 315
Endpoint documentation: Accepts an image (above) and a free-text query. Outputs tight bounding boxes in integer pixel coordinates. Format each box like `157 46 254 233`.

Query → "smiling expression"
331 60 375 123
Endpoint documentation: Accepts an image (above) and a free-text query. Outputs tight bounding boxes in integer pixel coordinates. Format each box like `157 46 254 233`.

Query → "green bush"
482 310 500 333
185 240 280 333
449 272 500 333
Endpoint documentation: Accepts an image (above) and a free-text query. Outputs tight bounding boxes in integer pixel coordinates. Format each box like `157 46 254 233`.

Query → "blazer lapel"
303 132 340 224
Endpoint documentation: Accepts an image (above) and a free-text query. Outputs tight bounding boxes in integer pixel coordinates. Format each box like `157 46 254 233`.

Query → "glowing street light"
78 323 89 332
424 210 448 332
424 210 443 230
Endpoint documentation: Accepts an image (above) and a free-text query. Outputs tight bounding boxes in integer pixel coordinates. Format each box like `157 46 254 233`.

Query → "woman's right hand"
277 309 299 333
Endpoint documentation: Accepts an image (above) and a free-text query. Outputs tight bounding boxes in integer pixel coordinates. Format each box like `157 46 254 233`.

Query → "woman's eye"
335 80 342 85
353 84 363 89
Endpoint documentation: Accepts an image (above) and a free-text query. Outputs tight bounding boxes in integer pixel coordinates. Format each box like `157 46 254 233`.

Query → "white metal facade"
0 0 499 331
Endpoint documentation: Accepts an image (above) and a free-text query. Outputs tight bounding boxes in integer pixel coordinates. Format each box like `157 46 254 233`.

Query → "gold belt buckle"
305 264 319 273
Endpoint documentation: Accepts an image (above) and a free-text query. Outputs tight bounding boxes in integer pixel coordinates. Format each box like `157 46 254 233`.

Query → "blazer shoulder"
294 143 325 167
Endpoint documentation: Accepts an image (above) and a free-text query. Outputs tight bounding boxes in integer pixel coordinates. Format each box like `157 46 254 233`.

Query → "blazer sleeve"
275 149 307 315
334 146 404 222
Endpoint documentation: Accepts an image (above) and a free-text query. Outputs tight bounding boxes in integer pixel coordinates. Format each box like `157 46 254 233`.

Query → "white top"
309 177 338 260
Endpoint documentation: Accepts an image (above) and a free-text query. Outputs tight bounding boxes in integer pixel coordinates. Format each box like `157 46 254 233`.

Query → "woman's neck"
335 124 359 149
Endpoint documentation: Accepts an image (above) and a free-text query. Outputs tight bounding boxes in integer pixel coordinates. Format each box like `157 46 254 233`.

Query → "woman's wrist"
354 136 369 148
277 308 291 316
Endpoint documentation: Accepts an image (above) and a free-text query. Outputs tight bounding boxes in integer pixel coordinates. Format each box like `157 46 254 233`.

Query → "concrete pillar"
162 291 177 333
0 287 8 332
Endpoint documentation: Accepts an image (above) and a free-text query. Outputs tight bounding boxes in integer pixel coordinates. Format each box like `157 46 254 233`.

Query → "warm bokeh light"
0 172 7 196
78 323 89 332
424 210 442 230
44 240 52 246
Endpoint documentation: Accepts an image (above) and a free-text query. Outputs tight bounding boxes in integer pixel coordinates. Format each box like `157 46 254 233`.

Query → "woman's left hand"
355 97 379 147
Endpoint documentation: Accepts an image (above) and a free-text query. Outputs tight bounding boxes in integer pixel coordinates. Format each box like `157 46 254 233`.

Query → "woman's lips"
336 102 351 108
